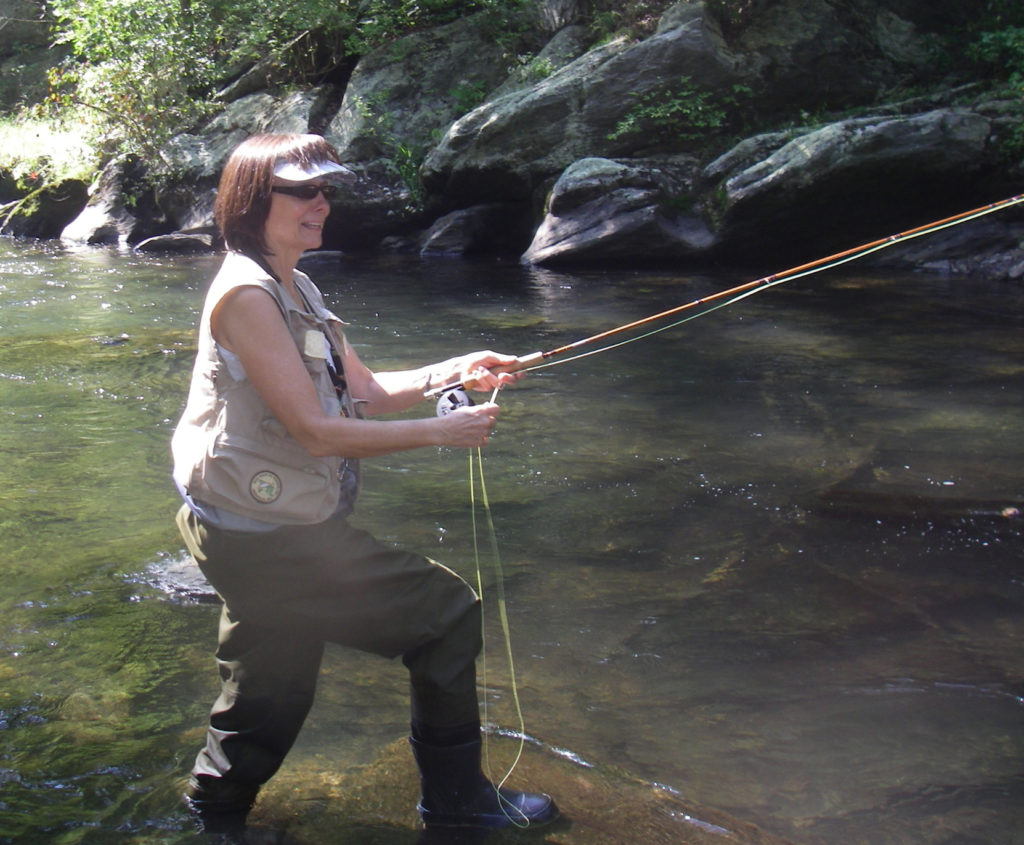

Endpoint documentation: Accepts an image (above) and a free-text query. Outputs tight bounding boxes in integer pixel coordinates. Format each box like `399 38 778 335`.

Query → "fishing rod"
427 193 1024 408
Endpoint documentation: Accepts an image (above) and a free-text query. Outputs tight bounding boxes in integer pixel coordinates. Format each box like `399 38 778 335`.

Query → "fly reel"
436 387 474 417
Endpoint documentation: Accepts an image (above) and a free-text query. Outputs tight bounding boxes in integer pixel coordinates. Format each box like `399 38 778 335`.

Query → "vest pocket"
197 431 341 524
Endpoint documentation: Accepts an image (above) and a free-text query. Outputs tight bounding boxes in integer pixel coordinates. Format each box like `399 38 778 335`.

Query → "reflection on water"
0 240 1021 844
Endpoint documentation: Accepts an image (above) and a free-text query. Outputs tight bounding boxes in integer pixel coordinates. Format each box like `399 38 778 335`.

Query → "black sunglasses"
271 184 339 201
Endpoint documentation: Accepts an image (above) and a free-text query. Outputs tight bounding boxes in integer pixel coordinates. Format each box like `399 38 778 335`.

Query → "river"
0 238 1021 844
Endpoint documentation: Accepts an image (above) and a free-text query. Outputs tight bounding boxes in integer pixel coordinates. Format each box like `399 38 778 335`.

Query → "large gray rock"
863 216 1024 280
522 156 712 266
720 110 991 205
60 157 162 247
729 0 932 110
64 89 329 246
421 0 936 211
321 159 423 253
325 13 528 165
523 106 1009 269
313 14 516 248
488 23 595 101
708 108 996 259
157 91 315 182
422 3 742 205
0 179 87 239
133 232 216 254
420 202 533 257
321 11 555 249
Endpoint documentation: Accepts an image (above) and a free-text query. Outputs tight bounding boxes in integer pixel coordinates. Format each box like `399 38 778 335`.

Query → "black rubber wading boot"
409 737 559 829
185 774 259 836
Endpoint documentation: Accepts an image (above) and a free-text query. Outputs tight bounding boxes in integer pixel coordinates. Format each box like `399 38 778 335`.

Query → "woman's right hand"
437 402 501 448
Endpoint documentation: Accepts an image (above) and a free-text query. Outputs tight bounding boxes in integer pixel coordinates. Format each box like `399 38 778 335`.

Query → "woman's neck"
261 252 299 286
249 251 305 309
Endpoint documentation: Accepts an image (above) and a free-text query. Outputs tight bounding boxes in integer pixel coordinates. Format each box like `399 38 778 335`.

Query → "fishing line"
522 193 1024 372
426 193 1024 396
523 282 764 372
468 385 528 826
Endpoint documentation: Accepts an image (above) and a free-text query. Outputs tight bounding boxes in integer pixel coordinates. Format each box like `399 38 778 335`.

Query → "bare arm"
335 331 524 416
213 286 504 458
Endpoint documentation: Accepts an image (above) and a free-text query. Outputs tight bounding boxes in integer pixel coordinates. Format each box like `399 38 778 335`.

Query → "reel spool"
436 387 474 417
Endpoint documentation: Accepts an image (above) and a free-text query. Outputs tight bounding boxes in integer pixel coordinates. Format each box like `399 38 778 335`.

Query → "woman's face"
263 180 333 258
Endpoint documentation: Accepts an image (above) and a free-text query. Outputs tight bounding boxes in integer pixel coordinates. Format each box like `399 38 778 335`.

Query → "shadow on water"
0 241 1022 843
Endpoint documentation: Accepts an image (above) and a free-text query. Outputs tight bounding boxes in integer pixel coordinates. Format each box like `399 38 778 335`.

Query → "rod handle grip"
501 350 544 373
425 351 543 398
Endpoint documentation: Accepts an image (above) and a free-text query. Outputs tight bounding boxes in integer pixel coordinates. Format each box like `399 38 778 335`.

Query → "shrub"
609 77 751 150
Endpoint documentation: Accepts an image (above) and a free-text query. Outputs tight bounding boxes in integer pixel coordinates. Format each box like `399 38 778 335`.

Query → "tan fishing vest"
171 252 360 525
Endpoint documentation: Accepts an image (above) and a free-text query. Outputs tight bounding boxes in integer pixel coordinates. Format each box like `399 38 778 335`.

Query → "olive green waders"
176 504 483 821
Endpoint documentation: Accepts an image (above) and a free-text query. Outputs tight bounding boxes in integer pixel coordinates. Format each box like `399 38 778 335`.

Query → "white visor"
273 159 355 183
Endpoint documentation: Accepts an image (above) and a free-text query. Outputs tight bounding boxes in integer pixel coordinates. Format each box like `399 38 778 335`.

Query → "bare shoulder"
212 284 287 350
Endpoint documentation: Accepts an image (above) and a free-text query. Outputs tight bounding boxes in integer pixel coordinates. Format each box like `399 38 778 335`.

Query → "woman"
172 134 558 836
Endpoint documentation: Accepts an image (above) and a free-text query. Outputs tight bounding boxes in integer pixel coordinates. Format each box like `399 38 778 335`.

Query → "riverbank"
1 0 1022 275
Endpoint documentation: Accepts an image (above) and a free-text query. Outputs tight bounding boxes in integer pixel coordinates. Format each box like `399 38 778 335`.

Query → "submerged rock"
132 552 217 603
255 734 798 844
134 232 216 254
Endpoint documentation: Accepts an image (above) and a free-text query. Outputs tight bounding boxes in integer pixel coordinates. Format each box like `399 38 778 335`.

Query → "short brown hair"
214 134 343 257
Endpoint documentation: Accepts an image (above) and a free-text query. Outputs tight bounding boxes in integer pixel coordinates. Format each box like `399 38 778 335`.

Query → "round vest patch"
249 470 282 504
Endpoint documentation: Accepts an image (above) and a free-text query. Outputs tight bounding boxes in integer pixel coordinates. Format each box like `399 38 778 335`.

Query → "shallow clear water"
0 240 1021 844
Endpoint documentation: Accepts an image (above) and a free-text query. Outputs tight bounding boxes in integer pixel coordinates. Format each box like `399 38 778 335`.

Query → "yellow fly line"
469 388 529 826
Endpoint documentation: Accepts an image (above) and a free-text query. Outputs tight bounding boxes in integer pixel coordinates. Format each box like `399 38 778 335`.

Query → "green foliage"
974 0 1024 28
703 0 766 35
588 0 674 43
967 27 1024 91
340 0 472 53
352 91 395 134
609 77 751 149
450 81 489 115
349 92 426 207
510 53 556 84
46 0 227 155
389 143 426 207
41 0 526 164
934 0 1024 88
